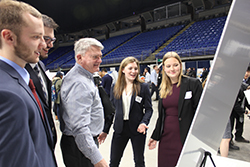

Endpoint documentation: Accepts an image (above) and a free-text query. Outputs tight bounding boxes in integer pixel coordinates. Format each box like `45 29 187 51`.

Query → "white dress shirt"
122 89 132 120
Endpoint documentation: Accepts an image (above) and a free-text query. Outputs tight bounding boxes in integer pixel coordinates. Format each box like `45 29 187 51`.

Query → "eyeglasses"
44 36 56 44
90 55 102 60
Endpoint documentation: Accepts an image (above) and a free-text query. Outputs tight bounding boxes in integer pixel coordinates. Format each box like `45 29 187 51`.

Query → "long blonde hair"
113 57 143 99
160 51 183 98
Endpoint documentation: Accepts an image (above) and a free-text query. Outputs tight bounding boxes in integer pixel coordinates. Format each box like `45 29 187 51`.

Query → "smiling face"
122 61 138 83
77 45 102 73
14 12 46 66
40 26 55 59
244 70 250 80
163 57 181 84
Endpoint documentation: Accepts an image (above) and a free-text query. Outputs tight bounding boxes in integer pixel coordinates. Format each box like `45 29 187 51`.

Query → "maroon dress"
158 83 182 167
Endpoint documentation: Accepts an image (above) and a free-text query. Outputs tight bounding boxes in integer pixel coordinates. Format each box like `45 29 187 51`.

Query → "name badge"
185 91 192 99
135 96 142 103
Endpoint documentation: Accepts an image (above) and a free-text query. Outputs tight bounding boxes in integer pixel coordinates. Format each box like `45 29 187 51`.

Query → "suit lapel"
178 76 188 117
118 95 123 116
25 63 48 107
38 61 49 88
130 91 136 112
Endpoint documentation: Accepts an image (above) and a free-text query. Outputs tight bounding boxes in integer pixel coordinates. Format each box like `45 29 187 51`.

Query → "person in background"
151 64 159 101
184 68 191 76
191 67 197 78
200 67 208 82
94 72 103 87
140 73 146 82
148 51 202 167
52 71 63 120
202 75 239 157
60 38 108 167
101 68 113 97
99 57 153 167
243 66 250 84
157 67 162 89
144 67 151 87
25 14 59 148
220 83 250 157
109 69 118 85
0 1 56 166
230 66 250 144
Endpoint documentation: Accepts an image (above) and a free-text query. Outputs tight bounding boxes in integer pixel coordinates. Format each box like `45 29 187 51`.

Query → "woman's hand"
148 138 157 150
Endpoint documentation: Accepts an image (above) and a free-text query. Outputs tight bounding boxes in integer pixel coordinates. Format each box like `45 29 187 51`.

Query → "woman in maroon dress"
148 52 202 167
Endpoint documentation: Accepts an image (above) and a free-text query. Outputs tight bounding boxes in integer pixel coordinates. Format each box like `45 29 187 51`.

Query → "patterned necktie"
34 64 48 103
29 78 44 120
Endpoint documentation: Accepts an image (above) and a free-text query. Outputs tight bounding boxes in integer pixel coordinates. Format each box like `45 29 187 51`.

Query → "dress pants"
110 121 146 167
230 111 244 139
151 83 159 100
54 103 61 120
61 134 98 167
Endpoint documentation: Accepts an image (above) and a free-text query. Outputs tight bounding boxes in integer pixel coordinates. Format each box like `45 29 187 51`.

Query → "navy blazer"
25 61 57 148
151 76 202 144
0 60 57 167
101 74 113 96
106 82 153 135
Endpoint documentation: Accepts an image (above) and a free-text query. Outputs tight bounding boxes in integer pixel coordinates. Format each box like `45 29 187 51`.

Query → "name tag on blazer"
135 96 142 103
185 91 192 99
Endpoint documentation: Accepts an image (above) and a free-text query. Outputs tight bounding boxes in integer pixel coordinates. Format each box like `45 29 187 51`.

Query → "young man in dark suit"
230 66 250 145
25 14 59 148
0 1 57 166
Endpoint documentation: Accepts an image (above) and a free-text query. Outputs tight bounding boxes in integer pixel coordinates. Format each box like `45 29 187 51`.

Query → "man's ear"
76 54 82 61
1 29 16 45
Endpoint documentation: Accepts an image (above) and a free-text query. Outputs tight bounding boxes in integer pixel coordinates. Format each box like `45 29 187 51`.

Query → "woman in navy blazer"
148 52 202 167
100 57 153 167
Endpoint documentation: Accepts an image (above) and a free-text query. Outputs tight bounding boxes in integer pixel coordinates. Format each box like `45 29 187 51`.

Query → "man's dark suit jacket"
151 76 202 144
104 82 153 135
101 73 113 96
0 60 57 167
25 61 57 147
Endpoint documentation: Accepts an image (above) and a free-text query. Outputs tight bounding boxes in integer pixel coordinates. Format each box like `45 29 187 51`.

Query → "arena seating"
156 16 226 59
102 31 139 55
46 50 74 70
42 45 73 66
45 16 226 70
102 25 184 64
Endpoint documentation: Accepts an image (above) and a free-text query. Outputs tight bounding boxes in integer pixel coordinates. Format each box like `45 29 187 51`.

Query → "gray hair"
74 38 104 60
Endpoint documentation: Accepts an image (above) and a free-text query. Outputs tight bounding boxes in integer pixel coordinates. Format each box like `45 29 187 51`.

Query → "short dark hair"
247 65 250 72
56 71 63 77
101 68 107 72
42 14 58 30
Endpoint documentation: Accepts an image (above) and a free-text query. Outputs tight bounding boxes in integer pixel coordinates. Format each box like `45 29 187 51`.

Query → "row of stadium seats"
156 16 226 59
45 16 226 70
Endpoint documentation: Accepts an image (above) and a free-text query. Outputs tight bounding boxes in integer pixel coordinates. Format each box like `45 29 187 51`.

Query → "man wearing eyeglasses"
25 14 59 149
60 38 108 167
